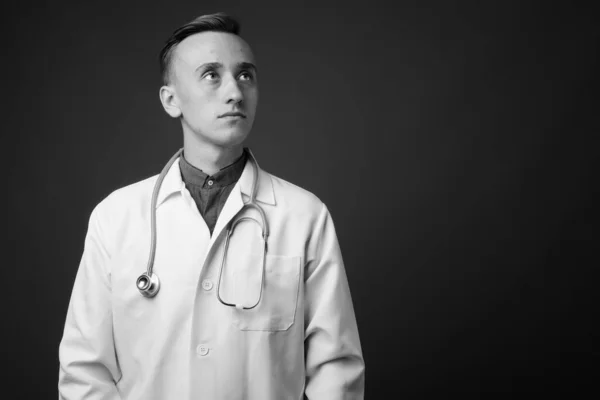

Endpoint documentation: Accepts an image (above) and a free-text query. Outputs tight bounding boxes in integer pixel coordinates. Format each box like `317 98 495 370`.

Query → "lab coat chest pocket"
231 254 301 331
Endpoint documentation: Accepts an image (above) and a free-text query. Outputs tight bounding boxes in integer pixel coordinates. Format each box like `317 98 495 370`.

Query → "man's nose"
224 76 243 104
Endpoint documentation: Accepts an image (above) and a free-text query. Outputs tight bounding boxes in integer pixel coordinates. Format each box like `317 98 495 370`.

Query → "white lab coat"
58 153 365 400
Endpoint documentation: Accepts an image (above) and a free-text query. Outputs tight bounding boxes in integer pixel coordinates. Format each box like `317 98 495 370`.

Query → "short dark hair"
159 12 241 85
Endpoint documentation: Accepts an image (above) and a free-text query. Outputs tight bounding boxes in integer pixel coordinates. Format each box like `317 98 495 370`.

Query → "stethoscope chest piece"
137 272 160 298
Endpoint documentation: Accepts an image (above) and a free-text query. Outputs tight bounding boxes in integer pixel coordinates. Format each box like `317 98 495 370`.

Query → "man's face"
164 31 258 147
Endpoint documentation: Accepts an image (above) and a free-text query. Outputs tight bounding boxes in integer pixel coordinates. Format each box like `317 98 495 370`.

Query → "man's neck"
182 133 244 176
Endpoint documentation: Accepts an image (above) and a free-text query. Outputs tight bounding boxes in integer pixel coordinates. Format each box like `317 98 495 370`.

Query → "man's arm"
58 204 122 399
304 203 365 399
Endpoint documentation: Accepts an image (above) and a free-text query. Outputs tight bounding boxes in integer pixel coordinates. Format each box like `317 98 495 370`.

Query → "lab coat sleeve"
304 203 365 399
58 203 122 399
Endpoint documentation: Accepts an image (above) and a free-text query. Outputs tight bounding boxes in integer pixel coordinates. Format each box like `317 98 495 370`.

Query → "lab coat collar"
155 148 276 209
239 148 276 206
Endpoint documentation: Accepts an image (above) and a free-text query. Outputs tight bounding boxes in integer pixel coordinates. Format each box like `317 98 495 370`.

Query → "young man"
58 12 364 399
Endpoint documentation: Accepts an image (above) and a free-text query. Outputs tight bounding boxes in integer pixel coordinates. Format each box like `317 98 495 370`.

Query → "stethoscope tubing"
136 148 183 297
137 147 268 302
147 148 184 277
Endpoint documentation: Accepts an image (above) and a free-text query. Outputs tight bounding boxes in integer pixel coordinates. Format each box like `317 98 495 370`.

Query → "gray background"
5 0 598 397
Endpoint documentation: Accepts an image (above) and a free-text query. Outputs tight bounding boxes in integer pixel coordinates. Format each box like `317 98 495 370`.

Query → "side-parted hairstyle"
159 12 241 85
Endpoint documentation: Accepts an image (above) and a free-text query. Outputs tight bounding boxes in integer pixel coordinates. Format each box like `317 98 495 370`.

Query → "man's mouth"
219 111 246 118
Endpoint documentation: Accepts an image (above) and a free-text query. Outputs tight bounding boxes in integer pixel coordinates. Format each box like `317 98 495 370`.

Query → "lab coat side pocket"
232 254 301 332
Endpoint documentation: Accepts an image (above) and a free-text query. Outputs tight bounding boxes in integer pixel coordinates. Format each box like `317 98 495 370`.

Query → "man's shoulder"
266 171 325 215
94 173 159 215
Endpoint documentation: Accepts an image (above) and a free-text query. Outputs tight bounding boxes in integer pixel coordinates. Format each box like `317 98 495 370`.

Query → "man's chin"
193 128 251 148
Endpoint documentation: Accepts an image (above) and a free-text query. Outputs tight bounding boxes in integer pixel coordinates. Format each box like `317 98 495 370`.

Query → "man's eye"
204 71 219 80
239 72 253 81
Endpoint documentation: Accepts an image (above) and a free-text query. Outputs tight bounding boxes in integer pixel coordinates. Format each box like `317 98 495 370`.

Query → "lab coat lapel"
209 151 276 248
210 183 244 248
209 155 253 248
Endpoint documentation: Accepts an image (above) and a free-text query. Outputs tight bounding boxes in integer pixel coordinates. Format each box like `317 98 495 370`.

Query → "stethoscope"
136 147 269 310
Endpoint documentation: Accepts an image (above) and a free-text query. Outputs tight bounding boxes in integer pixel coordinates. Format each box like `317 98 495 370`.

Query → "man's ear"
159 85 182 118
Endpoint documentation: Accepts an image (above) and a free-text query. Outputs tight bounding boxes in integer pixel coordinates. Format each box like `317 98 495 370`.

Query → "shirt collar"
156 148 276 208
179 150 247 188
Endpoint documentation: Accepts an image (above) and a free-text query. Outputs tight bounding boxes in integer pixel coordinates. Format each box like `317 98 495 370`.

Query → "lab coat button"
202 280 213 291
207 180 214 186
196 344 209 356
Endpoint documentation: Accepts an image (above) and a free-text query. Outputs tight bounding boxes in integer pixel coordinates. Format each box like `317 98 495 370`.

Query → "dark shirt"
179 150 248 235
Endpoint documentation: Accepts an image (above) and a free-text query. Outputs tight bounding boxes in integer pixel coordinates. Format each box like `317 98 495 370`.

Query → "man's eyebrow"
238 62 258 73
195 62 223 72
195 62 258 73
